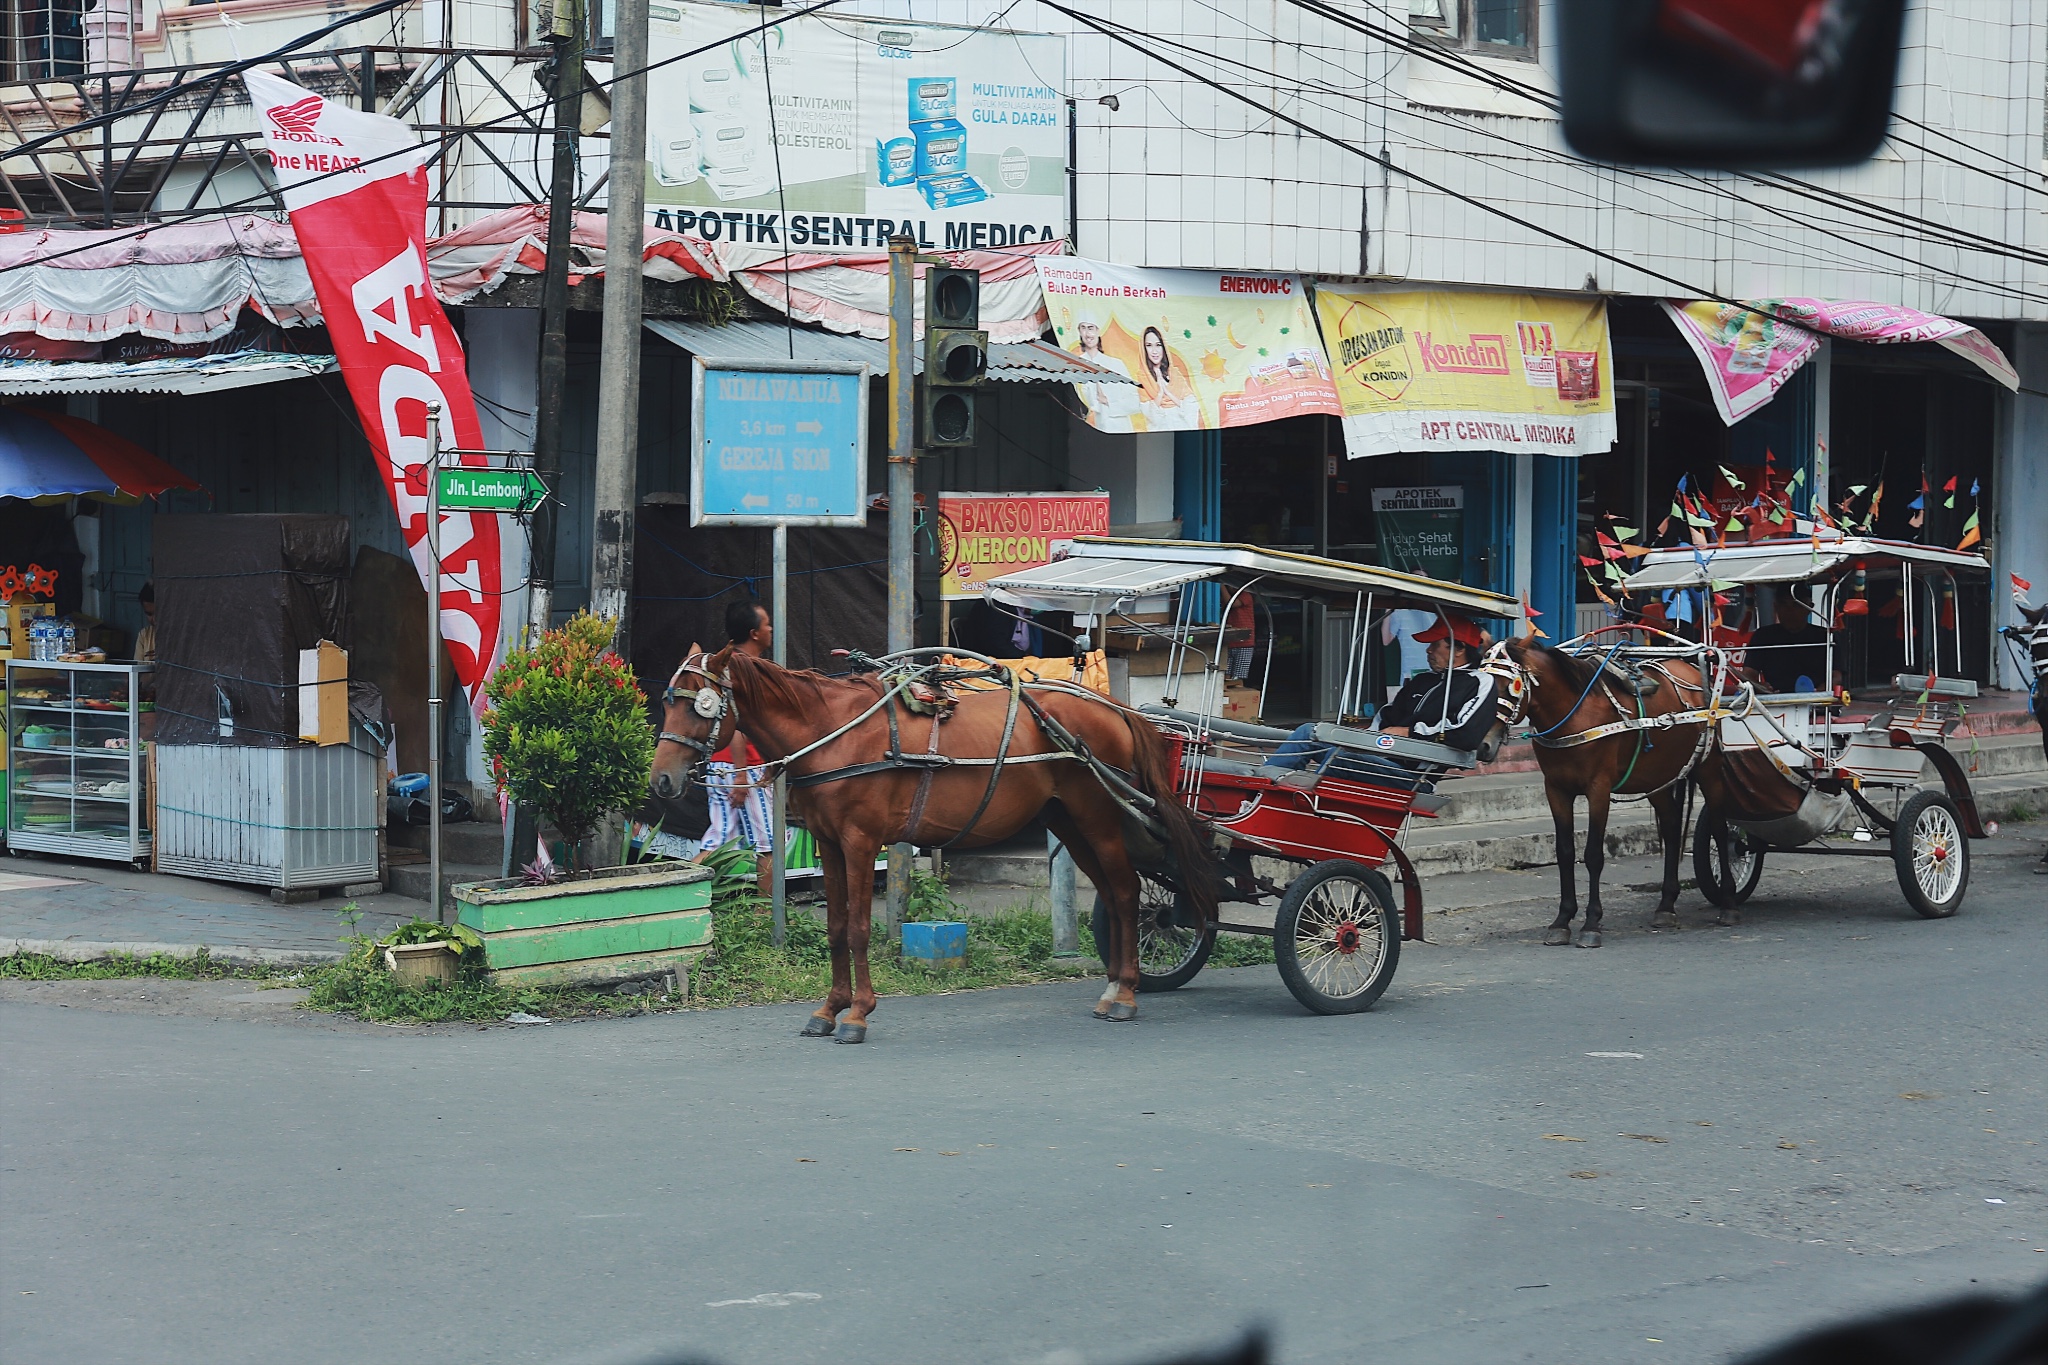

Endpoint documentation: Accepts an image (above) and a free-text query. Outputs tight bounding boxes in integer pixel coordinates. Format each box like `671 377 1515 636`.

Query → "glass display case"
5 660 153 865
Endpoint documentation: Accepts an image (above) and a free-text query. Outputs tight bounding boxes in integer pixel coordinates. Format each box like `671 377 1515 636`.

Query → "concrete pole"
1048 830 1079 956
884 234 917 936
770 522 788 948
590 0 647 646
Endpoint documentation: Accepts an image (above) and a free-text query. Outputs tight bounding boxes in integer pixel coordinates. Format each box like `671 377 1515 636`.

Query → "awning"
1 407 199 501
1049 538 1524 619
643 319 1136 385
0 349 337 397
987 556 1222 615
1625 536 1990 591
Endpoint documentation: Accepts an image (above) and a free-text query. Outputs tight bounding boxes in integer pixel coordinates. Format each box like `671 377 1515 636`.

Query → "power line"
0 0 850 276
1149 0 2048 301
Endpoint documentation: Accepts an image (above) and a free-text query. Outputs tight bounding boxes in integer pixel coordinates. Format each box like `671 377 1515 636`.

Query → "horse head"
650 642 737 801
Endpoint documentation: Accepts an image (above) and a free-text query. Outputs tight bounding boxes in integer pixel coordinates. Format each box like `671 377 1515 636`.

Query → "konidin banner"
1314 286 1617 458
645 9 1065 253
937 492 1110 600
1037 257 1340 433
245 70 505 706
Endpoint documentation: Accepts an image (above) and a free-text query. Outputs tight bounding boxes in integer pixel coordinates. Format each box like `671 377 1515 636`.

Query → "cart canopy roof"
1625 535 1990 592
988 538 1523 619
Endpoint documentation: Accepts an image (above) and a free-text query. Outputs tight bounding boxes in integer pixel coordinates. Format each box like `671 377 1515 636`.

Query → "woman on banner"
1139 326 1201 431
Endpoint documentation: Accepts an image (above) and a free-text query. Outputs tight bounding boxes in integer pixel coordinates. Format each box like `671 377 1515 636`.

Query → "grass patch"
687 855 1095 1009
0 949 285 982
1209 932 1277 968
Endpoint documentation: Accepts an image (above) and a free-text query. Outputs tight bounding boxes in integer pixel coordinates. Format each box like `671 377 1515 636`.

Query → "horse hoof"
799 1014 838 1038
1650 912 1679 932
1106 1001 1139 1022
834 1022 867 1044
1577 930 1603 948
1543 926 1572 946
1715 910 1742 927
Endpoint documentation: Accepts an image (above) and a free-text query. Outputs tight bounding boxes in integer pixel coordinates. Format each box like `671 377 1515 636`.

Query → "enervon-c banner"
1662 299 2021 425
937 492 1110 600
645 10 1065 252
245 71 504 706
1037 258 1340 432
1315 286 1616 458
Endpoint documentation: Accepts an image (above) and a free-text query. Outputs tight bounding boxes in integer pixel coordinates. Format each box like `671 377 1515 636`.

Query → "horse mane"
723 649 861 715
1512 636 1599 692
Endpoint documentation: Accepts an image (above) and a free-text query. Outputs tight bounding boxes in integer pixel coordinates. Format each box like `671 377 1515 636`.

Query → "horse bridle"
658 652 733 768
1479 639 1532 729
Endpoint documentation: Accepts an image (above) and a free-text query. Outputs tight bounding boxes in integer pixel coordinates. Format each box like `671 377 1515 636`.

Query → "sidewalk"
0 858 428 966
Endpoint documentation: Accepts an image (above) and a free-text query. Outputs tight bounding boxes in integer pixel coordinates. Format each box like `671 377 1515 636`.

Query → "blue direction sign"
691 359 869 526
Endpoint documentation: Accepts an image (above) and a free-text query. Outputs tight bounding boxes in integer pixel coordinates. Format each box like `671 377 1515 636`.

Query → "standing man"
696 598 775 890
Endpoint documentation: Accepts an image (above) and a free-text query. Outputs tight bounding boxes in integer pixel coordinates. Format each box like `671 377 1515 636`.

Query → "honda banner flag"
245 70 505 707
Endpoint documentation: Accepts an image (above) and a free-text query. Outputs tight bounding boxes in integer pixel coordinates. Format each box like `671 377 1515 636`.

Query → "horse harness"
664 649 1146 850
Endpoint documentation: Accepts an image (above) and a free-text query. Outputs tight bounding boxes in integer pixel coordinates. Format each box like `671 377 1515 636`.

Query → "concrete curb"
0 939 346 968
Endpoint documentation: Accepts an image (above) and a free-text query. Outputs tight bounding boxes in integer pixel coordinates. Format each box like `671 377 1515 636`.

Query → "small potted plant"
460 612 714 988
380 918 484 986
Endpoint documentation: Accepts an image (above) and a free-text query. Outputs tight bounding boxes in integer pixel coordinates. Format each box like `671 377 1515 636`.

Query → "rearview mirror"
1561 0 1906 169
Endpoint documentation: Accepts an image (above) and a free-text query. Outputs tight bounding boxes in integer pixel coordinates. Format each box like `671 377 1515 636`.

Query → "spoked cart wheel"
1090 874 1215 992
1692 810 1765 908
1892 791 1970 919
1273 860 1401 1015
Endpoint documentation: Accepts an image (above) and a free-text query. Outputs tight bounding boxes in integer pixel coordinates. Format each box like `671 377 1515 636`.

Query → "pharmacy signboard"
643 6 1066 253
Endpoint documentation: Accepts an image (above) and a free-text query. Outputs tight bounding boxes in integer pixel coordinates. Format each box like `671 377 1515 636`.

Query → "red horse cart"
988 539 1523 1015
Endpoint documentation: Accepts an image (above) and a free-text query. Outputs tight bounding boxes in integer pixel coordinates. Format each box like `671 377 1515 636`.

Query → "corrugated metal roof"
0 350 337 397
644 319 1136 385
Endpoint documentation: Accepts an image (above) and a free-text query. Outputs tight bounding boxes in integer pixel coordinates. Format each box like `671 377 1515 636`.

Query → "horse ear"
685 640 703 660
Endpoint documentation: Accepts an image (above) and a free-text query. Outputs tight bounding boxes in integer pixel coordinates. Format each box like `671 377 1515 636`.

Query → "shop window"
1410 0 1536 58
1 0 84 79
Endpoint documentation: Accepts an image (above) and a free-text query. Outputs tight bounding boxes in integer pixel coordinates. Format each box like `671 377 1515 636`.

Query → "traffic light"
921 266 985 448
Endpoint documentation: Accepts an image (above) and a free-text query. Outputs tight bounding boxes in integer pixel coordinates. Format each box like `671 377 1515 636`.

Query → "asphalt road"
4 829 2046 1365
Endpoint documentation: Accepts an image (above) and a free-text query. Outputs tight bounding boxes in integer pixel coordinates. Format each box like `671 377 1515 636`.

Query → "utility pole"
509 0 581 876
529 0 583 645
590 0 647 645
883 233 916 935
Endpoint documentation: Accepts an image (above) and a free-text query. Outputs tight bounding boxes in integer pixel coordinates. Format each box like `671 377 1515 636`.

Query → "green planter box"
453 861 714 988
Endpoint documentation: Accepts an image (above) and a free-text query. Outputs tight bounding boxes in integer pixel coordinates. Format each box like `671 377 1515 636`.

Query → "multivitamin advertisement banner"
1314 285 1617 459
644 5 1066 253
1037 257 1341 433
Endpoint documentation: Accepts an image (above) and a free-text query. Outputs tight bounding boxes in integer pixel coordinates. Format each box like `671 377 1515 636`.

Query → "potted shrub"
483 610 655 869
462 612 712 988
379 918 483 985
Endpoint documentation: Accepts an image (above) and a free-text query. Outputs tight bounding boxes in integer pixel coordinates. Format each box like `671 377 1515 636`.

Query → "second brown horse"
650 647 1217 1041
1503 637 1722 946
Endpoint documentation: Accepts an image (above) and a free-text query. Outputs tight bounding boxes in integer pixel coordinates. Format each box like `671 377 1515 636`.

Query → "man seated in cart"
1265 613 1499 783
1742 590 1836 695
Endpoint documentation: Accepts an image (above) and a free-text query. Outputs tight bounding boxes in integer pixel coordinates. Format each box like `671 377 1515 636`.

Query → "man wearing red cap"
1268 611 1498 778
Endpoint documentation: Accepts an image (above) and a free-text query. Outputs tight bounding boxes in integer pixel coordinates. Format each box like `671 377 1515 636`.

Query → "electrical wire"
1095 1 2048 303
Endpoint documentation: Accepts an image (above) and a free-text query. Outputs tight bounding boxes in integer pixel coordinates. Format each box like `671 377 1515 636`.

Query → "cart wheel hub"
1334 922 1361 954
1930 843 1948 862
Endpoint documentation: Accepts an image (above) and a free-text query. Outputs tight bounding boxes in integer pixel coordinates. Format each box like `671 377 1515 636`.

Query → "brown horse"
648 646 1218 1041
1502 636 1724 946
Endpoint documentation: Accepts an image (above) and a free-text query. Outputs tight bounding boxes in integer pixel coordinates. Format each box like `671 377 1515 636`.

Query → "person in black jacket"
1267 613 1497 780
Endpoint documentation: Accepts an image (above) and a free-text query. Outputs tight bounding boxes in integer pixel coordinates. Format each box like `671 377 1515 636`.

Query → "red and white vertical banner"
246 70 504 708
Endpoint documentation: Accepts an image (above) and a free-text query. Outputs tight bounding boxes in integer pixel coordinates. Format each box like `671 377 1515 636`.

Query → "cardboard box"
907 75 957 121
1220 686 1262 722
875 135 915 186
2 598 54 658
911 118 967 178
297 640 348 745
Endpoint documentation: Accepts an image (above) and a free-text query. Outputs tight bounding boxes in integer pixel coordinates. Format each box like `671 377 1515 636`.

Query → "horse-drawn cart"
989 539 1522 1015
1621 534 1994 919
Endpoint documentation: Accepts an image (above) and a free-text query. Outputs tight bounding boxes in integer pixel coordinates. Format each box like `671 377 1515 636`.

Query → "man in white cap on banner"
1071 308 1140 432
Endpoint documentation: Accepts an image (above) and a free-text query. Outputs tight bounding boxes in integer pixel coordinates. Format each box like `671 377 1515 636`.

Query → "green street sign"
437 467 548 513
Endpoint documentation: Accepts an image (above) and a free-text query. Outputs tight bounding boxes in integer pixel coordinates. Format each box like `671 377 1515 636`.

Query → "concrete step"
388 860 501 914
389 818 504 868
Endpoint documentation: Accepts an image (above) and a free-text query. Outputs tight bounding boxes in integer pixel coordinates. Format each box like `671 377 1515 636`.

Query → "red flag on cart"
245 70 504 708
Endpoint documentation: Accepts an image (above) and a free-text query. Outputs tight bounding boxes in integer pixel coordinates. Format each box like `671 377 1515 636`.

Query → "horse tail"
1119 709 1220 926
